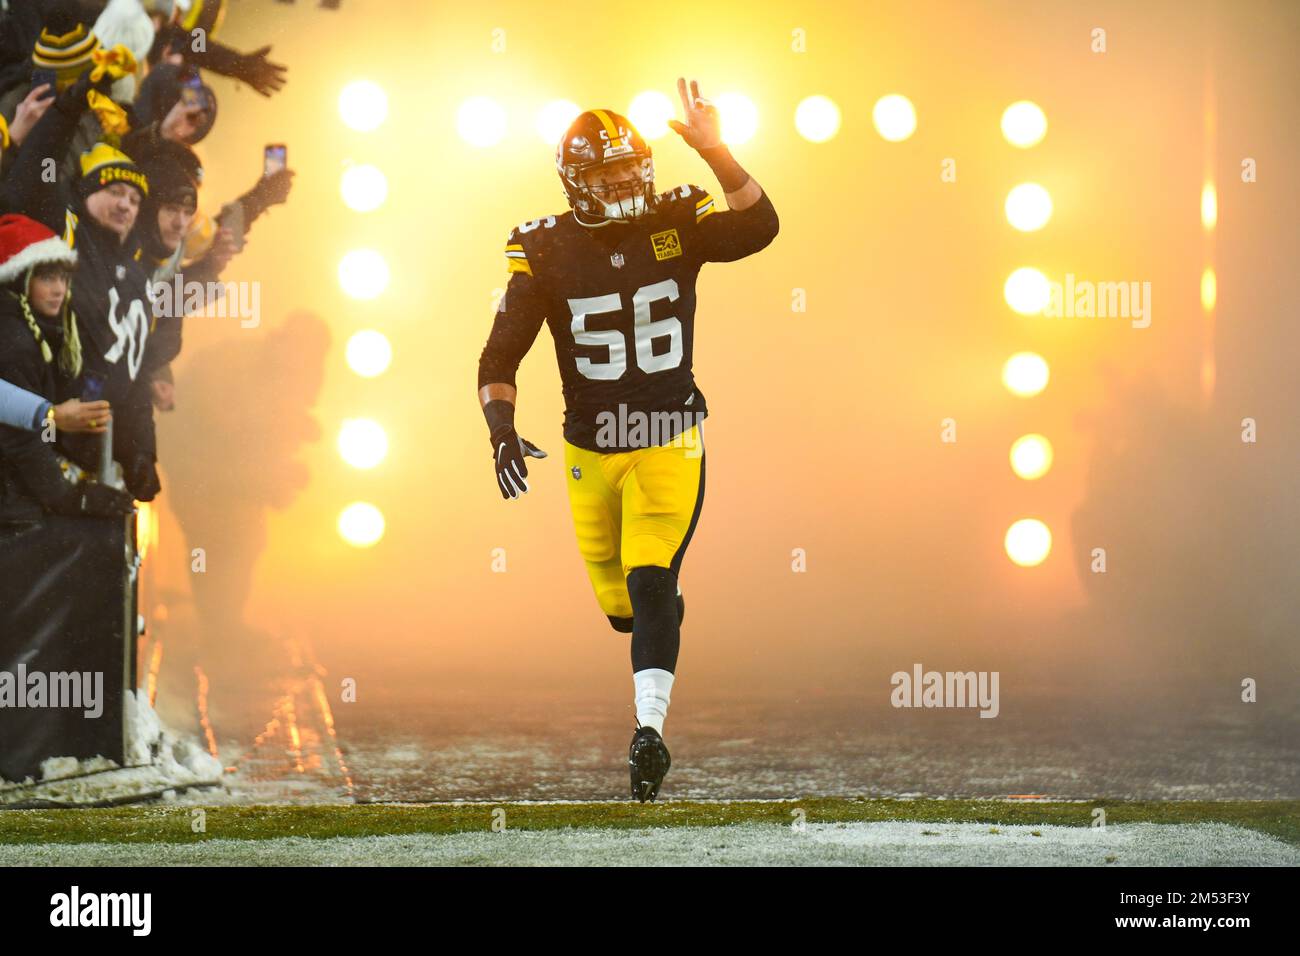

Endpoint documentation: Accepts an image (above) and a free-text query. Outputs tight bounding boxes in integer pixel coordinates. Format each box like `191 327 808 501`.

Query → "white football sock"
633 668 675 735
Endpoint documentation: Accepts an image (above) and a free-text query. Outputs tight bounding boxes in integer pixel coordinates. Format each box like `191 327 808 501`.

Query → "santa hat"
0 214 78 287
0 214 82 377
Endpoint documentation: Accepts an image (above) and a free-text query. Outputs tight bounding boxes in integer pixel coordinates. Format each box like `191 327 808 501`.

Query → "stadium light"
1005 182 1053 232
537 100 581 144
1002 352 1050 397
795 95 841 143
340 164 388 213
1009 434 1054 480
338 248 390 300
338 418 389 470
716 92 758 145
1201 268 1217 311
1200 182 1217 230
339 80 388 132
1004 267 1051 315
338 502 385 548
1004 518 1052 566
346 330 392 378
872 94 916 142
628 90 674 139
457 96 507 147
1001 100 1047 148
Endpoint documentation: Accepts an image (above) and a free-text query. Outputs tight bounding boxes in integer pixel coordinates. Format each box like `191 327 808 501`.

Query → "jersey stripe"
504 243 532 275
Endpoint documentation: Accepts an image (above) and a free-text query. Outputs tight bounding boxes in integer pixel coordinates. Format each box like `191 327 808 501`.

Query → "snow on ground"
2 821 1295 866
0 692 224 808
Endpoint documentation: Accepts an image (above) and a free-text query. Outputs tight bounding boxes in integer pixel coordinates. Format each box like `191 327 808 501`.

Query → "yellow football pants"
563 424 705 621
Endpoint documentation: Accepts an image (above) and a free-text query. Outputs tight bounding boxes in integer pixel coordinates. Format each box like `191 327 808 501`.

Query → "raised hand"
667 77 722 150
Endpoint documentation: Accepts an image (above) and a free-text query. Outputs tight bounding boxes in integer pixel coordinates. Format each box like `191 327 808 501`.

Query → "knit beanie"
31 3 101 92
78 141 150 202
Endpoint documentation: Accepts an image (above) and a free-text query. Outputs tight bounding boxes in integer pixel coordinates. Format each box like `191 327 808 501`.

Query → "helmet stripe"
591 109 623 149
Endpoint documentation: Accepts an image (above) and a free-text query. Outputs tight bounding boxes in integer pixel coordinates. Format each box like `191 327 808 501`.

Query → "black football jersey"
478 183 779 452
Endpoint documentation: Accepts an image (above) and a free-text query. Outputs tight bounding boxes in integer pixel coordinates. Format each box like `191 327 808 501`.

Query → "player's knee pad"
627 565 677 612
607 589 682 632
626 565 680 673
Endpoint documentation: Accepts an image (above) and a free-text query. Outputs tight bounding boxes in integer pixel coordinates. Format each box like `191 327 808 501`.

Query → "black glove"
492 425 547 499
57 482 136 518
54 72 95 117
483 399 546 499
241 168 293 224
125 455 161 502
234 46 287 97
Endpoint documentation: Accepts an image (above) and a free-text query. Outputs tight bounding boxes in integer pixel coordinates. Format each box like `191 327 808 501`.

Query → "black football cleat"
628 725 671 803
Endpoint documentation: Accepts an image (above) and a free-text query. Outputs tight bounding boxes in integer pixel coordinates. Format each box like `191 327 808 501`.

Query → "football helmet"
557 110 655 223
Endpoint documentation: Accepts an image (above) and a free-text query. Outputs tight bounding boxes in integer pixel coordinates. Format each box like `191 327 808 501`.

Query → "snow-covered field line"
2 822 1295 866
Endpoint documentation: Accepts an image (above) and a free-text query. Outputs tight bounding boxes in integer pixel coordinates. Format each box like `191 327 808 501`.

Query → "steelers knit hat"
78 142 150 201
32 7 101 90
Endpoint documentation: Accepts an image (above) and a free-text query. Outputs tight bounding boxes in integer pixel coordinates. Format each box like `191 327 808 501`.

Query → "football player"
477 78 779 802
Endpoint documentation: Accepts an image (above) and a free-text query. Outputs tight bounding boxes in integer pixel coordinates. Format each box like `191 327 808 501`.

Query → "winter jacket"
0 374 50 430
0 292 83 523
0 73 160 498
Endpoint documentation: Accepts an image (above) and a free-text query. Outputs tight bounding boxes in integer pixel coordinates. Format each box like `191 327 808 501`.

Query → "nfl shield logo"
571 466 582 479
610 252 625 269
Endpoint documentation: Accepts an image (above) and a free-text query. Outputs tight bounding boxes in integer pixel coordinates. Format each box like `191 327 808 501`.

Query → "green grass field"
3 798 1297 846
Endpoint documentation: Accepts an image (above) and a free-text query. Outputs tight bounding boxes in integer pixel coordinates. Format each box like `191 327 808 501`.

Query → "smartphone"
31 68 56 91
264 143 287 177
81 370 106 403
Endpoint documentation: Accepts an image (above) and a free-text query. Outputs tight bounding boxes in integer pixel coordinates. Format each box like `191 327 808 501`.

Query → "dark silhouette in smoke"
158 311 330 687
1065 374 1299 714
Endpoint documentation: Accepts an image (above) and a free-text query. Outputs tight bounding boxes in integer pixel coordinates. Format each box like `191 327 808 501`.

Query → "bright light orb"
537 99 581 144
338 502 385 548
338 249 390 300
1201 182 1217 230
1010 434 1054 480
795 95 841 143
339 80 388 132
1201 268 1217 311
1005 518 1052 567
346 330 392 378
340 164 388 213
1002 352 1050 397
716 92 758 146
1005 182 1053 232
628 90 674 139
457 96 507 147
872 94 916 142
338 418 389 470
1001 100 1047 148
1004 267 1052 315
